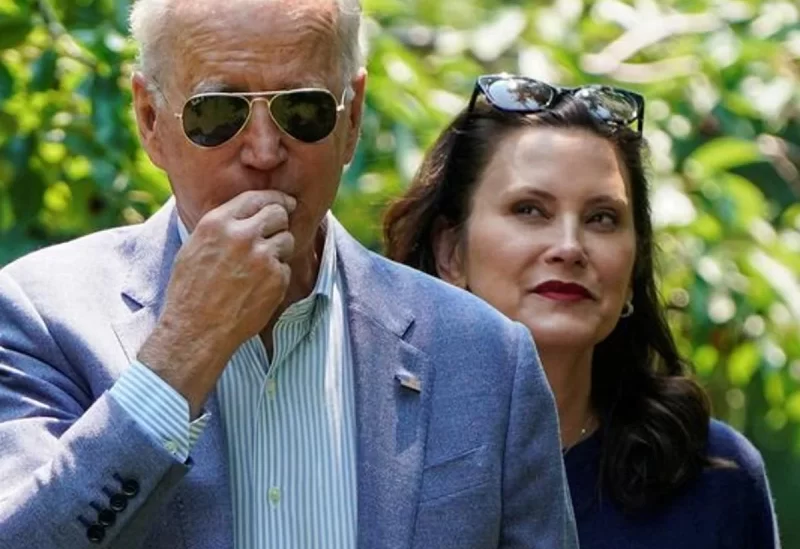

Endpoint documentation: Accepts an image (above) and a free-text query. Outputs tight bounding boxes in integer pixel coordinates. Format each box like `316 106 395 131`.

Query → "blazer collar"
331 216 414 338
333 217 432 549
118 197 182 311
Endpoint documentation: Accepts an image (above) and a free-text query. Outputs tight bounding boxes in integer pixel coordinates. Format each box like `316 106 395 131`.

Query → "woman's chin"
523 319 605 351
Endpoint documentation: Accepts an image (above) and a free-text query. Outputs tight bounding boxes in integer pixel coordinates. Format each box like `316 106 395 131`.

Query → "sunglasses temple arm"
467 82 482 112
637 98 645 133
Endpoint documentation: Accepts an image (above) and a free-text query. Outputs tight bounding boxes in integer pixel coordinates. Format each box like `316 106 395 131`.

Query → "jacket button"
121 479 140 497
87 524 105 543
109 494 127 512
97 508 116 527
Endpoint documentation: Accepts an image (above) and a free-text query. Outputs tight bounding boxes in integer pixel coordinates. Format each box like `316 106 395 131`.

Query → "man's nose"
239 99 287 170
544 219 588 267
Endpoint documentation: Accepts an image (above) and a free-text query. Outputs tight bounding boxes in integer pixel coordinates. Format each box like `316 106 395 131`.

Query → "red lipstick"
532 280 594 302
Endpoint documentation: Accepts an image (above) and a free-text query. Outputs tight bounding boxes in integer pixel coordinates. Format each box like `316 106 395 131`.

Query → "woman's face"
435 126 637 351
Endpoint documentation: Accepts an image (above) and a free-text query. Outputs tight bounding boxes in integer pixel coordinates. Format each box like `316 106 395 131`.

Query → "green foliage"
1 0 799 544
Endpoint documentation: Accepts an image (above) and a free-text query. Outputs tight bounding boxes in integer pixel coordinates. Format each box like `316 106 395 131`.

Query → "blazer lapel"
111 199 180 364
110 199 234 549
334 219 433 549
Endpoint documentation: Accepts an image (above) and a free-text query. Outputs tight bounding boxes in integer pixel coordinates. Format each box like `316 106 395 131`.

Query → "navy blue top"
564 420 780 548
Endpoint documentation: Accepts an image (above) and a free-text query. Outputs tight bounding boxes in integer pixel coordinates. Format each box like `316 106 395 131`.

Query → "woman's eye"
513 203 545 217
588 211 618 227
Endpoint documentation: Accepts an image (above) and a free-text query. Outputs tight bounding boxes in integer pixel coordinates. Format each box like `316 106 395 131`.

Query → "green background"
1 0 798 543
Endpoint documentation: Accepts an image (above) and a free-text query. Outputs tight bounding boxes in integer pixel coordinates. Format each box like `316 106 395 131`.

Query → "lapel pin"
394 372 421 393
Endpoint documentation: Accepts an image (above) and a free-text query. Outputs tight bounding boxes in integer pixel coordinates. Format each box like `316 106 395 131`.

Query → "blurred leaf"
787 393 800 422
687 137 763 175
5 134 45 226
113 0 133 34
0 228 40 265
0 14 31 50
9 167 45 227
91 157 117 189
90 73 124 148
727 342 761 387
765 374 785 406
693 344 719 377
0 61 13 101
688 212 724 242
363 0 410 17
30 49 58 92
5 133 32 174
715 173 768 228
0 110 17 136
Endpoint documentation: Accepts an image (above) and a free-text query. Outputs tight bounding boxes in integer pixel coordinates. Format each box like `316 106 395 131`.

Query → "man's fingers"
244 203 290 239
260 231 295 263
215 190 297 220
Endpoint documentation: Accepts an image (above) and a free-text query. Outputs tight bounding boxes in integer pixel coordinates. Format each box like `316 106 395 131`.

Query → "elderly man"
0 0 578 548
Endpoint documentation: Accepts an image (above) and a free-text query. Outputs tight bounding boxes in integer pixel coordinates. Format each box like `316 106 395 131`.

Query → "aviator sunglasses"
173 87 350 148
468 74 645 132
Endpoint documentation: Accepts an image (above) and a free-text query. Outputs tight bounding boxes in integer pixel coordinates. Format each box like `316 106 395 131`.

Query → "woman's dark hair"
383 98 712 511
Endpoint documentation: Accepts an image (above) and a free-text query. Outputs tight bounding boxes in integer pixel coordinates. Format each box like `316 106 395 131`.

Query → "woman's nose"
543 220 588 267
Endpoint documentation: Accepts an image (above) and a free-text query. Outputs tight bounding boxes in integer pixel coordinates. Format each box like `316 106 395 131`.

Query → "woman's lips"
532 280 594 301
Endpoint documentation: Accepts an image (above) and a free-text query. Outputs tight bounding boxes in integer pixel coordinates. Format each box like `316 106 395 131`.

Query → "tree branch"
582 56 702 84
582 12 722 78
36 0 97 69
758 134 800 197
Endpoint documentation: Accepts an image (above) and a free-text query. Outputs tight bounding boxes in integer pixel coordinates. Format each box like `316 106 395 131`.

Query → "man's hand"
138 190 296 415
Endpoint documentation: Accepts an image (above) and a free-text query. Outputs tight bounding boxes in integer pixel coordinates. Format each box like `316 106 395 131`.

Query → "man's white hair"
129 0 364 87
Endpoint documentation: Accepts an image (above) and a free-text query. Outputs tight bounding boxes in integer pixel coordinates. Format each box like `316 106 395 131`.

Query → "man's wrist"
109 361 196 461
137 324 227 418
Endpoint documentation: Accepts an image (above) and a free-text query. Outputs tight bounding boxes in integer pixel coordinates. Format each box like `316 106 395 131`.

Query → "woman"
383 74 780 548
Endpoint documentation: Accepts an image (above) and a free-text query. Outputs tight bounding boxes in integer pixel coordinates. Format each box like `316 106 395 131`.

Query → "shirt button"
164 440 178 454
266 378 277 398
268 486 281 506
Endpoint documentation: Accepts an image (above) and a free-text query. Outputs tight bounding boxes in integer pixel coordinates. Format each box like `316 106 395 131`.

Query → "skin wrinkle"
172 4 339 99
133 0 365 324
135 0 355 100
188 78 334 96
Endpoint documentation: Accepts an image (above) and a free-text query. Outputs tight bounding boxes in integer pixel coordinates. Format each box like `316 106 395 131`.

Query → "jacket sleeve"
0 270 190 549
499 322 579 549
109 360 211 462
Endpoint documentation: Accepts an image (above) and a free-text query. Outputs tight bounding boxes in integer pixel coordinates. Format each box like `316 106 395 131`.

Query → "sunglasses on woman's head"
468 74 645 133
175 87 349 148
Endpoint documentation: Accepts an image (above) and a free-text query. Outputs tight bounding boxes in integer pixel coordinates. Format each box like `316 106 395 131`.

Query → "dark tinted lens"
573 87 638 124
182 95 250 147
270 90 338 143
485 78 555 111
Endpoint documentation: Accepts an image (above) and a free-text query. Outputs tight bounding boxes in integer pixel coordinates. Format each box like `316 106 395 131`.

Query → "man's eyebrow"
190 80 235 95
188 79 332 95
283 79 328 89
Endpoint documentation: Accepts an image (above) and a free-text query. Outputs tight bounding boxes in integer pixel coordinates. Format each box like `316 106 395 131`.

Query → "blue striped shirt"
110 213 357 548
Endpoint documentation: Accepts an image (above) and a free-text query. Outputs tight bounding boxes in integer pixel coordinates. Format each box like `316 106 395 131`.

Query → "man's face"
134 0 365 258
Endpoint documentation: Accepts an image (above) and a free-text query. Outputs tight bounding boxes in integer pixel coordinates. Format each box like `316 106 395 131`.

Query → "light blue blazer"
0 200 578 548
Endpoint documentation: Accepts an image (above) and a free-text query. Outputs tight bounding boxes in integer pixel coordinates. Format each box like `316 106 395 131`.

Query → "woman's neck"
538 345 596 449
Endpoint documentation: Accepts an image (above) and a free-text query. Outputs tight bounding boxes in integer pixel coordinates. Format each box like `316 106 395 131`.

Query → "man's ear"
343 68 367 164
431 217 468 289
131 72 167 170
